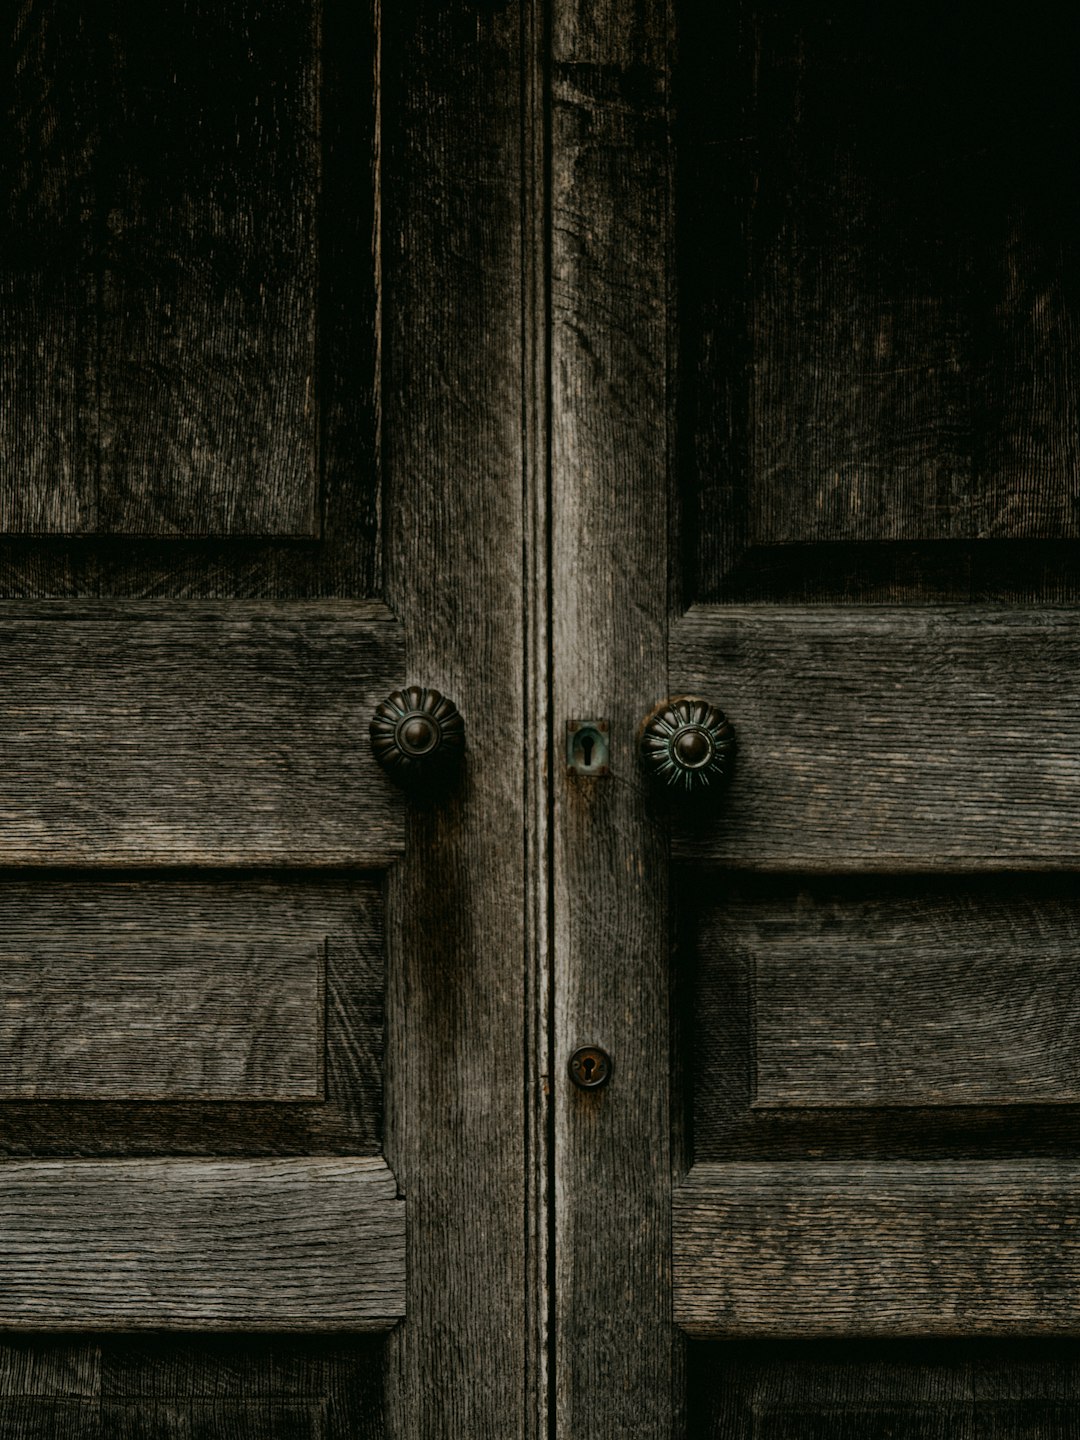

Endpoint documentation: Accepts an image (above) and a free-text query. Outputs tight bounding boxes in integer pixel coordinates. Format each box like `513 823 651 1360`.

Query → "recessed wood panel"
687 1339 1080 1439
0 606 402 866
0 1334 386 1439
673 607 1080 869
700 890 1080 1109
0 875 384 1152
0 0 95 536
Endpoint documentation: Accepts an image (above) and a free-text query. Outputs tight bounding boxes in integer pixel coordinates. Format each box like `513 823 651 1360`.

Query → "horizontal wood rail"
672 606 1080 868
0 1157 405 1330
0 607 404 866
675 1160 1080 1336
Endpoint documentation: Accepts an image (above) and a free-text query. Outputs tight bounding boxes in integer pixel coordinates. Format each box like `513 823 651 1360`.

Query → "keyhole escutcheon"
566 719 610 776
568 1046 612 1091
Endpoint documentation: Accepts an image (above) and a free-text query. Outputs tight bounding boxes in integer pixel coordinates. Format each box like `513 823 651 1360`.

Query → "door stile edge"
382 2 532 1434
521 0 554 1436
551 0 681 1434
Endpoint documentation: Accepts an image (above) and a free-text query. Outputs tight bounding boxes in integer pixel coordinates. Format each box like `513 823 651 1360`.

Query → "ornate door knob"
639 696 736 796
370 686 465 783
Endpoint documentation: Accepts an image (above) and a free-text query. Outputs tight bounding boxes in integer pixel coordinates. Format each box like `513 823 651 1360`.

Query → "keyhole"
581 734 594 768
568 1045 611 1090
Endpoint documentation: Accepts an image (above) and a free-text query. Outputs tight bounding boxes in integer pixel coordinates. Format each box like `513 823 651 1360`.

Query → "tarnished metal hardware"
566 719 610 776
370 686 465 783
568 1046 612 1090
639 696 736 796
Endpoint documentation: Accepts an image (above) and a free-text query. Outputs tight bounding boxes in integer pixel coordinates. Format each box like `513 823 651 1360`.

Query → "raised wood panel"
0 0 377 602
0 874 383 1155
697 888 1080 1109
0 0 96 535
0 607 402 865
0 1158 404 1330
672 607 1080 868
1 0 322 539
96 0 320 537
679 2 1080 601
0 942 321 1100
675 1162 1080 1336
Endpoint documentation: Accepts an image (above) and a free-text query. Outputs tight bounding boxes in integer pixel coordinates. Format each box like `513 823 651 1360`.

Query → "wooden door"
0 2 542 1435
553 0 1080 1434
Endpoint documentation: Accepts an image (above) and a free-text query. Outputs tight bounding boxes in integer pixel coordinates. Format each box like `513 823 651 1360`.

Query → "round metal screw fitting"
568 1046 612 1090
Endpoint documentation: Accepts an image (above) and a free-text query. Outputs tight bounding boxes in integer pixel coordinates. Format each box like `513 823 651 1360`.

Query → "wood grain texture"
681 3 1080 603
672 606 1080 868
1 0 323 539
686 1339 1080 1439
0 0 96 534
740 892 1080 1109
0 1336 385 1439
521 0 551 1425
685 878 1080 1162
0 942 321 1100
96 0 319 537
675 1161 1080 1336
382 1 534 1433
694 885 1080 1114
0 0 379 596
552 0 678 1432
0 1158 403 1330
744 4 972 550
0 608 402 865
0 875 383 1155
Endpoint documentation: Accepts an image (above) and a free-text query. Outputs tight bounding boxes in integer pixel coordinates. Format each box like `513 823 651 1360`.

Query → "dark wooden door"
10 1 1080 1434
553 0 1080 1434
0 2 541 1435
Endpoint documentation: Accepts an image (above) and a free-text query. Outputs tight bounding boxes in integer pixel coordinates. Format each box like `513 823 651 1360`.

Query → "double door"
3 1 1080 1435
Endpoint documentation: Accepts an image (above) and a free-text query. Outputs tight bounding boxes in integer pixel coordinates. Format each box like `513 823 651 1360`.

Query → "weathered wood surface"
0 875 383 1155
0 0 95 535
552 0 678 1433
0 0 378 600
2 0 321 537
522 0 552 1422
672 606 1080 867
382 0 535 1434
675 1161 1080 1336
754 915 1080 1105
681 4 1080 602
687 879 1080 1160
686 1338 1080 1438
0 1335 385 1439
97 0 320 537
0 609 402 865
0 942 321 1100
0 1158 403 1330
731 891 1080 1108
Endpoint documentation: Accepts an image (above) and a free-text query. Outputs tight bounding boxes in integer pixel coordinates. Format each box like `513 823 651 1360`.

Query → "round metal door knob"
370 686 464 783
639 696 736 796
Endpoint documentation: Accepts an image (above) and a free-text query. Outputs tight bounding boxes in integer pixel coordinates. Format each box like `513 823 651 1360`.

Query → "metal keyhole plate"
568 1046 612 1090
567 720 610 777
